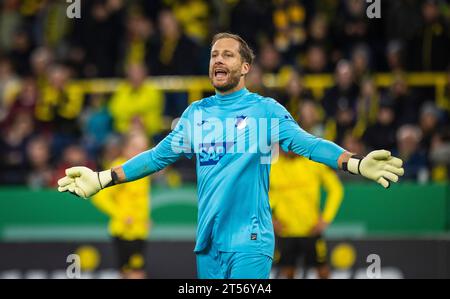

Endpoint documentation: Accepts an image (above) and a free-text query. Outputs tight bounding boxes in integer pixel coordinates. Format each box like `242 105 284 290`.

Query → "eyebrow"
211 49 235 55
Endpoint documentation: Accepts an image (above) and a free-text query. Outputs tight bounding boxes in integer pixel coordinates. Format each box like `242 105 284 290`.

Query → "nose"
213 55 225 65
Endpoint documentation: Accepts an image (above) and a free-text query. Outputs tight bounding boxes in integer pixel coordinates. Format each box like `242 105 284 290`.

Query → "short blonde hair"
211 32 255 65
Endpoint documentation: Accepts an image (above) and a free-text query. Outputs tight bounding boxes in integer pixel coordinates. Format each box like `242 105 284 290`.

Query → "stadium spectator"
408 0 450 71
385 0 421 42
322 60 359 144
323 59 359 116
297 100 324 138
258 41 283 74
272 0 308 62
34 64 84 156
333 0 370 57
385 74 421 126
119 8 154 73
1 77 37 130
0 110 35 185
31 0 72 51
351 44 371 83
362 97 397 152
246 63 277 99
170 0 210 44
303 44 329 74
80 94 113 159
438 67 450 115
394 125 429 182
51 144 95 187
70 0 125 77
385 40 406 73
108 63 164 143
146 9 202 76
0 0 23 52
307 13 330 52
25 135 53 189
338 132 367 183
419 101 443 154
342 132 366 157
303 13 336 68
0 57 21 124
354 77 379 138
229 0 272 51
92 131 151 279
8 29 33 76
29 47 53 88
429 125 450 182
99 134 123 170
144 9 201 118
277 69 313 115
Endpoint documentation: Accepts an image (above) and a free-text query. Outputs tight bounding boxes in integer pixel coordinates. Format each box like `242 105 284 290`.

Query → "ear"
241 62 250 76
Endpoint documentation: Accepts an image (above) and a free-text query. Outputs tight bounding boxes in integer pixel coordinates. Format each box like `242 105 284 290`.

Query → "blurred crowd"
0 0 449 188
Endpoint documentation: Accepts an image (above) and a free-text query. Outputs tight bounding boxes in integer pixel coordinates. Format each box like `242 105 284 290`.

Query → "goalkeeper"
58 33 404 279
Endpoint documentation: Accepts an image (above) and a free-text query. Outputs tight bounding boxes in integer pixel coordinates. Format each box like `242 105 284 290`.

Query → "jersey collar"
215 87 249 102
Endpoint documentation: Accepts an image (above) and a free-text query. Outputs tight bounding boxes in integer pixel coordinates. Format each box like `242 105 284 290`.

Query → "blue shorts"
196 243 273 279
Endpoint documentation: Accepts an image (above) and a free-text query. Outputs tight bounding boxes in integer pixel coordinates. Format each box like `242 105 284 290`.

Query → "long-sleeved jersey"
122 88 345 257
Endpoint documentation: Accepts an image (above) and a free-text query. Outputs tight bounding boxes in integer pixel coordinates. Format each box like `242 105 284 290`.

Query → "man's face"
127 64 146 87
209 38 249 93
336 64 353 90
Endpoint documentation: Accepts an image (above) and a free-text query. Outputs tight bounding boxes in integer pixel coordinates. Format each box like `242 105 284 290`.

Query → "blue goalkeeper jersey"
122 87 345 257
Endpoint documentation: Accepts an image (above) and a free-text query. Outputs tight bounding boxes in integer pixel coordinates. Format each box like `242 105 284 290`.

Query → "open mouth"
214 68 228 80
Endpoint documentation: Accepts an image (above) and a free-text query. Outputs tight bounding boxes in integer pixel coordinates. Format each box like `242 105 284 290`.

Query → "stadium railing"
75 72 448 107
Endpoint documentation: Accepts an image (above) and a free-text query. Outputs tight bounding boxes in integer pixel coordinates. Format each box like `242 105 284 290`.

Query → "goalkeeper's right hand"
57 167 112 199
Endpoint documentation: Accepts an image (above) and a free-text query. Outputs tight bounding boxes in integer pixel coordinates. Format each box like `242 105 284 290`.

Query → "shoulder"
262 97 284 109
253 93 285 108
178 96 214 118
259 95 290 118
188 96 215 110
247 92 286 113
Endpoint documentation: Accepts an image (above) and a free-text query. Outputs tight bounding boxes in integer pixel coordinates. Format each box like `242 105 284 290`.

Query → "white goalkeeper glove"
57 167 113 199
343 150 404 189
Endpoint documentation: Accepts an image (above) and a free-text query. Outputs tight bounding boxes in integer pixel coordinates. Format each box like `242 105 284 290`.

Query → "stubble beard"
211 69 242 93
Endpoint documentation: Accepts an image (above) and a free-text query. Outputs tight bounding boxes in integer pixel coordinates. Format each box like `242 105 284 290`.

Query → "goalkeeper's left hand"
344 150 404 189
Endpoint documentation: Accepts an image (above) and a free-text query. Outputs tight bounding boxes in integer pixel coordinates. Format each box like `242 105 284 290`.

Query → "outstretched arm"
273 102 404 188
58 107 193 198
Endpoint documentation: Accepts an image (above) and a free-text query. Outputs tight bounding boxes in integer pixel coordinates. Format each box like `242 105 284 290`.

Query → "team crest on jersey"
199 142 235 166
235 115 247 130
